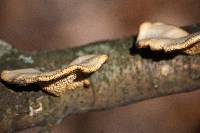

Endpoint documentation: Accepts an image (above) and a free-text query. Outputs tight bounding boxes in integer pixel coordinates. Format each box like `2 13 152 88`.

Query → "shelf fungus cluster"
0 54 108 96
136 22 200 55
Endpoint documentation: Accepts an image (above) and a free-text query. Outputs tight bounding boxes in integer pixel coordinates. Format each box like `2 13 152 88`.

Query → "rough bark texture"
0 24 200 132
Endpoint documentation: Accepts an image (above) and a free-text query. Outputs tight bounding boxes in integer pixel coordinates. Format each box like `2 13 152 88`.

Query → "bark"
0 24 200 132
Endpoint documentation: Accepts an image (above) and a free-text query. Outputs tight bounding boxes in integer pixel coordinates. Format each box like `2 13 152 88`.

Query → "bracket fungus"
136 22 200 55
1 54 108 96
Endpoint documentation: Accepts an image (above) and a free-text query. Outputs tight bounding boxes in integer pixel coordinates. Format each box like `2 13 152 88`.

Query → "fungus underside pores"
0 54 108 96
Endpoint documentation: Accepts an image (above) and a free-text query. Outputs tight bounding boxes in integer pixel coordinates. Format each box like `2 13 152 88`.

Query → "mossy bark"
0 24 200 132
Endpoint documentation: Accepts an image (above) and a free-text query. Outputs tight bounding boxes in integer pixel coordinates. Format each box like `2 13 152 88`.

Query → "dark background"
0 0 200 133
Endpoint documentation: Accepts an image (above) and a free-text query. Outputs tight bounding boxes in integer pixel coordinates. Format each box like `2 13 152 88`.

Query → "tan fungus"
1 54 108 96
136 22 200 55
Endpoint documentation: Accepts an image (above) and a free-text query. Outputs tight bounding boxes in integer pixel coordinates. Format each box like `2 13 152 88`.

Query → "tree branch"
0 24 200 132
